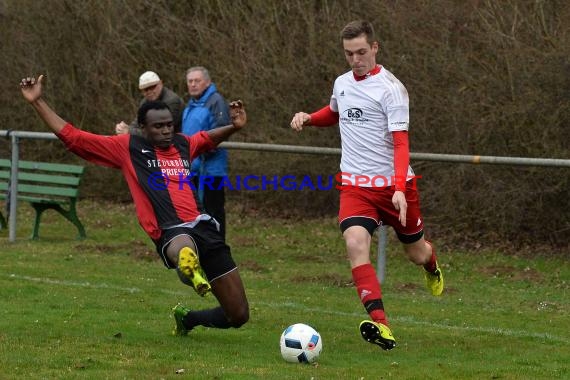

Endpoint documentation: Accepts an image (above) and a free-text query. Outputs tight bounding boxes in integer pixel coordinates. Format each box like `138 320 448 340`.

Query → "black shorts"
154 220 236 282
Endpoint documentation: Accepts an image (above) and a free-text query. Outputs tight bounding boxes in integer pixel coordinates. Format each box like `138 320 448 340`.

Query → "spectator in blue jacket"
182 66 231 239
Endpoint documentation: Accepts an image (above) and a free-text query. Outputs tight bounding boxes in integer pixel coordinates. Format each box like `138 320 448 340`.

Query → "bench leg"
31 203 50 240
30 203 86 240
64 203 87 240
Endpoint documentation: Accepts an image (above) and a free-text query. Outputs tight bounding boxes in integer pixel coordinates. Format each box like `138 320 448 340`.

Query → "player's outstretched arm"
115 121 130 135
291 105 339 131
229 100 246 129
207 100 246 145
290 112 311 132
20 75 67 134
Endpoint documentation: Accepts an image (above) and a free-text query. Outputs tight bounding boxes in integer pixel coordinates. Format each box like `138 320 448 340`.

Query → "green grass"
0 200 568 379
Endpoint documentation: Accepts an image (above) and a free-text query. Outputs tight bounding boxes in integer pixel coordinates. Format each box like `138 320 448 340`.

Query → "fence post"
376 225 388 284
8 134 19 242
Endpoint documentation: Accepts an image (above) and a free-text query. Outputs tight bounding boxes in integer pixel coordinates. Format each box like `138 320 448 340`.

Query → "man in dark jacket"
116 70 184 134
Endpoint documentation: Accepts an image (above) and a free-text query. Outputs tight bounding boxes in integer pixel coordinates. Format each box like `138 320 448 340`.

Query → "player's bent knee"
403 241 431 265
228 305 249 328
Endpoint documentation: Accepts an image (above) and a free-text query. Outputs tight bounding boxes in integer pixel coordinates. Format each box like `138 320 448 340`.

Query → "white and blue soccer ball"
279 323 323 363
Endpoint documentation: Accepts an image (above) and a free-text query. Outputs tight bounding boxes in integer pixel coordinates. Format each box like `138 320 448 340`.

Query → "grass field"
0 200 568 379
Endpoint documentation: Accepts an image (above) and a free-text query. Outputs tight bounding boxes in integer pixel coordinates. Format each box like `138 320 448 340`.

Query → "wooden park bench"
0 159 86 239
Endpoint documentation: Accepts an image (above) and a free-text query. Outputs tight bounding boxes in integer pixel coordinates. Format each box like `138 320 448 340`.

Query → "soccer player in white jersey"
290 20 444 351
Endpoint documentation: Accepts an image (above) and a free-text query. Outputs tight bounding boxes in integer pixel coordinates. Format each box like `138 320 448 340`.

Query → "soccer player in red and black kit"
20 74 248 336
290 20 444 351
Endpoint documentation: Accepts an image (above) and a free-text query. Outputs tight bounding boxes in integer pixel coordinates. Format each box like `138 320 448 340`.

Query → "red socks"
352 264 388 325
351 242 438 327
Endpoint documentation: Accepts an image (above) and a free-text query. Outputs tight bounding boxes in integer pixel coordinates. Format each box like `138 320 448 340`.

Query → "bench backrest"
0 159 85 201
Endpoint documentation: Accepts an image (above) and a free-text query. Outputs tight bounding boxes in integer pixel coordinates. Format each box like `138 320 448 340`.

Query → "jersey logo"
340 90 345 96
342 108 363 119
141 149 152 153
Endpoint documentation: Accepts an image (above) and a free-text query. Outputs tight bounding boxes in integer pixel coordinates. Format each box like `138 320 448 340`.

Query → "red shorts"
338 182 424 240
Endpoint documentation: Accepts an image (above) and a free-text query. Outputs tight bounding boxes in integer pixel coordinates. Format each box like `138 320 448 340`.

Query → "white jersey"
330 66 415 188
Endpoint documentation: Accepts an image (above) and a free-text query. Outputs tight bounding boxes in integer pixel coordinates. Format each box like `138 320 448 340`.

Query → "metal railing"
2 130 569 283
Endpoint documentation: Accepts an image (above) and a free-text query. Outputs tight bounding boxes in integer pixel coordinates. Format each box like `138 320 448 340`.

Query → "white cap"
138 71 161 89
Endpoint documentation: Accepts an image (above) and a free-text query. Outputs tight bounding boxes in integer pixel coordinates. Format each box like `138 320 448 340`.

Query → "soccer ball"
279 323 323 364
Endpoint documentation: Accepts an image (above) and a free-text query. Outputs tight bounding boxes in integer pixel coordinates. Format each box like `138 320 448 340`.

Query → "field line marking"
253 301 569 344
7 273 568 344
8 273 141 293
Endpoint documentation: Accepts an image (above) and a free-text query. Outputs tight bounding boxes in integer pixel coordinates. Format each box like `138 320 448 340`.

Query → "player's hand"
229 100 246 129
392 190 408 227
290 112 310 132
115 121 129 135
20 75 44 103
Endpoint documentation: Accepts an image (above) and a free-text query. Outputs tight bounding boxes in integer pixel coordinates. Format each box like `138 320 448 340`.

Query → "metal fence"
2 130 569 282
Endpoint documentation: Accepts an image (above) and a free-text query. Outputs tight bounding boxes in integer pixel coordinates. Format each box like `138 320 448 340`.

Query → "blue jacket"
181 83 230 177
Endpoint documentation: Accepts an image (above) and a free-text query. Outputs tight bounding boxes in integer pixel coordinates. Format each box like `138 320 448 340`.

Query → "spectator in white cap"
115 71 184 135
139 70 161 90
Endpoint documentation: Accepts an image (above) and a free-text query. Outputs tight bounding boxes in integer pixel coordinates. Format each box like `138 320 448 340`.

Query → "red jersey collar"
353 64 382 81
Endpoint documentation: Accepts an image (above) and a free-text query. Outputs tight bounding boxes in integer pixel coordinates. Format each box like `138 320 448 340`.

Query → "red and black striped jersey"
57 123 214 240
